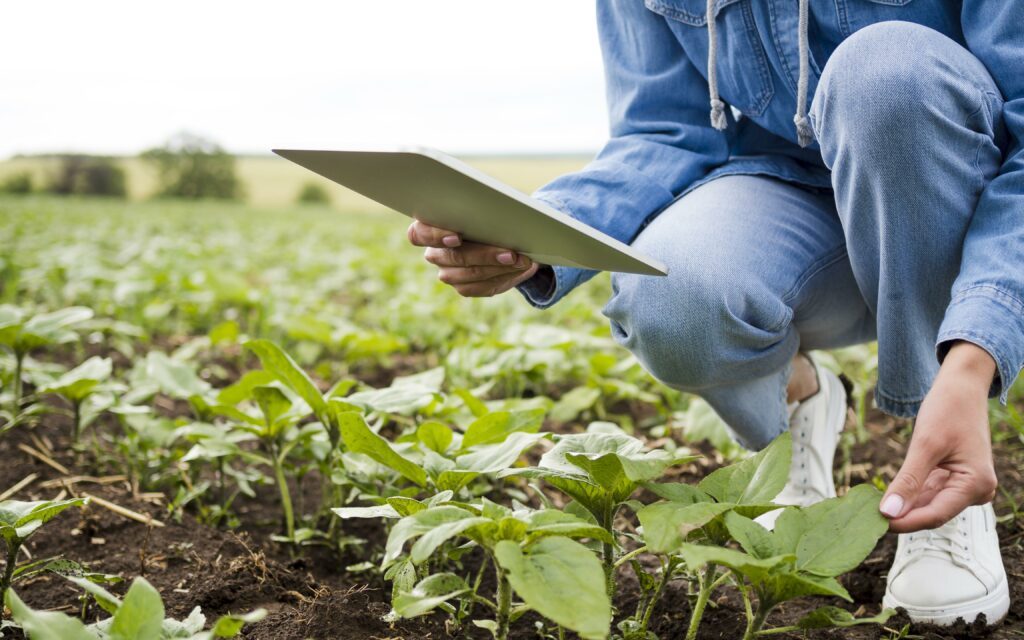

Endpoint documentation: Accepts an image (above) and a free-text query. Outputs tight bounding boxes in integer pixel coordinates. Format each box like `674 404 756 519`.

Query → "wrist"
938 340 996 391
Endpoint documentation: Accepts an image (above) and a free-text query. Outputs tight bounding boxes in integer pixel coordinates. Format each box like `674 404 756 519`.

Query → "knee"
603 260 791 391
812 22 978 156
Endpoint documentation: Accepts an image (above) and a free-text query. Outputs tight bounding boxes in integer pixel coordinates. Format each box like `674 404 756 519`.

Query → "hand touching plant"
406 220 540 298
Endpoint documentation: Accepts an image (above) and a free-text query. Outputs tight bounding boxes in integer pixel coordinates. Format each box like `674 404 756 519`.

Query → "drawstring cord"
706 0 727 131
794 0 814 146
705 0 815 147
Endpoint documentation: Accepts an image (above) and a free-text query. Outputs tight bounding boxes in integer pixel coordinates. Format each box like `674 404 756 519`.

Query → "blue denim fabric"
519 0 1024 427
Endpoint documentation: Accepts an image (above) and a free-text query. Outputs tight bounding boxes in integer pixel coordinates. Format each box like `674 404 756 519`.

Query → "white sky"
0 1 608 158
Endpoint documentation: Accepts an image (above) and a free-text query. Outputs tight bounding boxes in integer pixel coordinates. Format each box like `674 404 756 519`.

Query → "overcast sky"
0 2 608 158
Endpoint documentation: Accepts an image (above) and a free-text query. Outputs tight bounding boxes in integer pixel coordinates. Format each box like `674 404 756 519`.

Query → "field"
1 156 1023 640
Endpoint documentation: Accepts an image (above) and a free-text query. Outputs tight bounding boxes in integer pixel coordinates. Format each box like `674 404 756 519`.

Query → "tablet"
272 147 668 276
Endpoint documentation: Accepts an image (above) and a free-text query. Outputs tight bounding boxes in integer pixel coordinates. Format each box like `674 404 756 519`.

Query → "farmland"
1 156 1023 640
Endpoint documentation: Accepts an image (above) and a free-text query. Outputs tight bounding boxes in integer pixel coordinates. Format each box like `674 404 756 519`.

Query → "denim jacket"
518 0 1024 394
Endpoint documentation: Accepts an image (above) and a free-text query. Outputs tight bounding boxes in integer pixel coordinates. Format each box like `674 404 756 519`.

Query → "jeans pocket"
643 0 775 116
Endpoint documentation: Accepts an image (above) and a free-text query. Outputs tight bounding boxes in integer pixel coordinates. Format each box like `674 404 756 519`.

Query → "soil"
2 386 1024 639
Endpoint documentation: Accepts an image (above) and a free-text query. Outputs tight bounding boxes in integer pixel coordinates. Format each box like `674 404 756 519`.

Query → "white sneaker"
883 503 1010 626
756 356 846 529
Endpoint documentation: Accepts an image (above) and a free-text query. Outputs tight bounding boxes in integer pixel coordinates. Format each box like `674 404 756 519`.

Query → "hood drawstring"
705 0 815 147
706 0 727 131
793 0 814 146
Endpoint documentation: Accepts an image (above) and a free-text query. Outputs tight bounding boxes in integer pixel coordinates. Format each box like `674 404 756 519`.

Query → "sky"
0 1 608 158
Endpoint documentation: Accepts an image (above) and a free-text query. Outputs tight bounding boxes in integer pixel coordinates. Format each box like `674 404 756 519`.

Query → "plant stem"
72 400 82 445
494 559 511 640
685 563 717 640
639 557 675 632
613 545 647 569
271 447 295 539
1 541 20 608
12 352 24 414
741 606 770 640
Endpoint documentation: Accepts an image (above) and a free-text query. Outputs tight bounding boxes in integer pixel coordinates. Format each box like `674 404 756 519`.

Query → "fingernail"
880 494 904 518
497 252 515 265
442 235 461 247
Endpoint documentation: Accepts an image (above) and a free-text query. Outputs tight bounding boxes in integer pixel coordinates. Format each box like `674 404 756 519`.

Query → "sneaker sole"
882 576 1010 626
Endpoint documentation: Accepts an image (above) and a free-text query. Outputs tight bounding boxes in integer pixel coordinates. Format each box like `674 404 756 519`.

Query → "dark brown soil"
2 393 1024 639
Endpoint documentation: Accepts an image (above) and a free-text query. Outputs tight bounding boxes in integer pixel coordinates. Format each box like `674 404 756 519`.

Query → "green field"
0 154 589 208
1 157 1023 639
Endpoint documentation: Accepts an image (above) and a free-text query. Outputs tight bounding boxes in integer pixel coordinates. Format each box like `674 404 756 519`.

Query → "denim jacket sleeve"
936 3 1024 400
517 0 730 309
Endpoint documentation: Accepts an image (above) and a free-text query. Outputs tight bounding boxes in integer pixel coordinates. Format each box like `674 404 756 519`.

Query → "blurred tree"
141 133 241 200
0 172 33 195
48 155 127 197
297 182 330 205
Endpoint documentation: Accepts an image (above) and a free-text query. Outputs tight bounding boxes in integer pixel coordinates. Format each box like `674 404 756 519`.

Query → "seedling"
0 498 87 606
383 499 612 640
5 576 265 639
501 429 697 593
0 305 93 417
40 356 112 444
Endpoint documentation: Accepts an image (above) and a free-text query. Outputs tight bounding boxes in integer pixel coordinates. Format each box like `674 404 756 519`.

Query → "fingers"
450 263 540 298
880 433 940 520
407 219 461 248
423 243 525 269
888 485 976 533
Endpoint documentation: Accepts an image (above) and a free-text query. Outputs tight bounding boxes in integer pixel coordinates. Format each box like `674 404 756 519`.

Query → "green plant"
383 499 612 640
5 576 265 639
0 305 93 418
296 182 330 205
0 498 87 605
40 356 113 444
675 484 892 639
501 428 697 595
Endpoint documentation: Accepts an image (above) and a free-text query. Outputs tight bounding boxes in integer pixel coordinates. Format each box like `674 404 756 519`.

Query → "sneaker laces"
776 408 828 505
905 513 972 565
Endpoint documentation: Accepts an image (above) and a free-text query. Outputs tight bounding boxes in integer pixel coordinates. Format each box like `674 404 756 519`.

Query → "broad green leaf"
417 421 453 454
41 357 111 402
332 504 400 519
384 506 488 566
251 385 293 430
795 484 887 576
108 578 165 640
455 431 548 474
245 339 326 415
698 432 790 504
676 543 793 583
460 409 544 450
336 411 426 487
204 609 268 638
637 502 733 553
524 510 613 544
766 572 851 601
216 370 276 405
549 386 601 423
4 588 98 640
640 482 709 505
495 537 611 640
454 388 488 417
723 511 775 559
796 606 895 629
144 351 210 399
0 498 86 544
67 576 122 615
393 573 470 618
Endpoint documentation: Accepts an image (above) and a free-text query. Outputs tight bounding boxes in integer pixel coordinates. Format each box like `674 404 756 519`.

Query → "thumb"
881 442 938 519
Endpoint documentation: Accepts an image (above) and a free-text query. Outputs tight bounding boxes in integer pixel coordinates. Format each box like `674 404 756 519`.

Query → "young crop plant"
499 427 697 596
40 356 112 445
5 576 265 639
0 305 93 421
675 484 892 639
1 498 87 606
622 433 792 640
383 498 612 640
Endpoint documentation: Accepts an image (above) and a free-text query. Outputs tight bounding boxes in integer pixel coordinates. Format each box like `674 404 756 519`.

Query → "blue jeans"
603 23 1008 450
